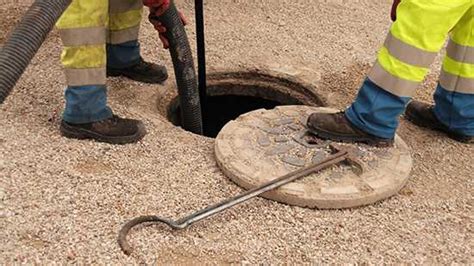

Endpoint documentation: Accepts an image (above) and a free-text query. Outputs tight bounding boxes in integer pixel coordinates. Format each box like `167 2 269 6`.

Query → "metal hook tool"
118 145 363 255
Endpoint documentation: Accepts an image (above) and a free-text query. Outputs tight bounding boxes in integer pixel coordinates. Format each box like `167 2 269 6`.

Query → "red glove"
143 0 170 15
144 0 188 49
391 0 401 21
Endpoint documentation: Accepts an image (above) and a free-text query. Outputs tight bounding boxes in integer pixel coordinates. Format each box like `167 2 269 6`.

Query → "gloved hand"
391 0 401 21
143 0 170 15
143 0 188 49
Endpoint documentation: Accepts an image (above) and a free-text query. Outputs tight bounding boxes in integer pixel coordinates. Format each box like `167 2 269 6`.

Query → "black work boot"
107 58 168 84
404 100 473 143
60 115 146 144
307 112 394 147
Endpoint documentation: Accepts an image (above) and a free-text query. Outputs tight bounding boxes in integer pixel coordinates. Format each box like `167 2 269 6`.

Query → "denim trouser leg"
345 79 411 139
434 84 474 136
106 40 141 69
63 85 113 124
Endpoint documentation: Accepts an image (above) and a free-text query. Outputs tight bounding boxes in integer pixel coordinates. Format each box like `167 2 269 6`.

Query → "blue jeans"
63 41 141 124
345 78 474 139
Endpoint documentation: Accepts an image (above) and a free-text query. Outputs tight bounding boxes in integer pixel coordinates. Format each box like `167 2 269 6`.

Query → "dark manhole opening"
167 71 325 138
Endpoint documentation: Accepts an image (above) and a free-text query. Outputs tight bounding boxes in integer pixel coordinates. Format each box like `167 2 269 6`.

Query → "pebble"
0 188 5 201
0 210 15 218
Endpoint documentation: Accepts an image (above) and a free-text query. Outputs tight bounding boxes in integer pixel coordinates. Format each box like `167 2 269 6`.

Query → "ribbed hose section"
0 0 72 104
155 1 203 135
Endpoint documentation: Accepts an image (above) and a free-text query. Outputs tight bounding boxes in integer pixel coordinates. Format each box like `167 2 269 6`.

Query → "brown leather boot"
60 115 146 144
107 58 168 84
306 112 394 147
404 100 473 143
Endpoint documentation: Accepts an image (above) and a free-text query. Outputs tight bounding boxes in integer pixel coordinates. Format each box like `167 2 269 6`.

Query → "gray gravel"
1 0 472 264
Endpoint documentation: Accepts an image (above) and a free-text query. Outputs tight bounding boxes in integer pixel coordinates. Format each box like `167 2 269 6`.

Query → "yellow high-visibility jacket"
370 0 474 96
56 0 143 87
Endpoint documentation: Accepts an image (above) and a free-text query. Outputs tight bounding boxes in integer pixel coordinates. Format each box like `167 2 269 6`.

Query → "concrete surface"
0 0 472 264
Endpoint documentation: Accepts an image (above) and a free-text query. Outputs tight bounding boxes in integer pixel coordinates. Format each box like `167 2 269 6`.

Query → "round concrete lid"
214 106 412 209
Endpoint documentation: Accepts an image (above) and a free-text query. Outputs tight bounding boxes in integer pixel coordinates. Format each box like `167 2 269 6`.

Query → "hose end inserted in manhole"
152 1 203 135
165 70 326 138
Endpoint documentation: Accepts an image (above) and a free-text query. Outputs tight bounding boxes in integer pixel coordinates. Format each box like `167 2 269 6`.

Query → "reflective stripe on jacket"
56 0 143 86
368 0 474 97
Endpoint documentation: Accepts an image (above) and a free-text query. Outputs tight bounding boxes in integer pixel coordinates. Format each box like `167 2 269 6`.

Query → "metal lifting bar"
117 142 365 255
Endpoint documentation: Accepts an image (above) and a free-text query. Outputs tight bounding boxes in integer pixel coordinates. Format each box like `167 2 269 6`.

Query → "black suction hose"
195 0 207 126
0 0 72 104
154 1 204 135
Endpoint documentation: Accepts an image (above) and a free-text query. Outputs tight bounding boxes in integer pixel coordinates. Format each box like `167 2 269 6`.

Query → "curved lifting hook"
117 149 355 255
118 215 186 255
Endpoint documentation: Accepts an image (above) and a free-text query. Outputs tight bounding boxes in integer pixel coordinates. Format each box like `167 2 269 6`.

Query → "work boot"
60 115 146 144
404 101 473 143
306 112 394 147
107 58 168 84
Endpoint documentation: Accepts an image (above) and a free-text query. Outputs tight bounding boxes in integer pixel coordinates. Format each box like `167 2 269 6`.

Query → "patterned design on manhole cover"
214 106 412 209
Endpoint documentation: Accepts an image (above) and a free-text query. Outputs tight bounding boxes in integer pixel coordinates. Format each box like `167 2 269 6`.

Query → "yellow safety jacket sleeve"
368 0 474 97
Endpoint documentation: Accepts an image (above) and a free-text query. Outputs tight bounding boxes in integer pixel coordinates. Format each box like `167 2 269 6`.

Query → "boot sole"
307 126 394 148
60 122 147 145
107 70 168 84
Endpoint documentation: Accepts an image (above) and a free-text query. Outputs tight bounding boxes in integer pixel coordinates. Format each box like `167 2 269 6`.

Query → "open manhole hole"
167 71 325 137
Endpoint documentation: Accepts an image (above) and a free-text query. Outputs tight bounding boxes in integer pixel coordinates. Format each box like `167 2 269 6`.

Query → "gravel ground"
1 0 472 264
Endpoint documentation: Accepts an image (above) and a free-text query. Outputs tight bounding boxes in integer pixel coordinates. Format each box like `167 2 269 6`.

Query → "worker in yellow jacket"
56 0 180 144
308 0 474 146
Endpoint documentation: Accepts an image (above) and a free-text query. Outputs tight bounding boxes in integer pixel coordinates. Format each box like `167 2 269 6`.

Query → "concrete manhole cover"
215 106 413 209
